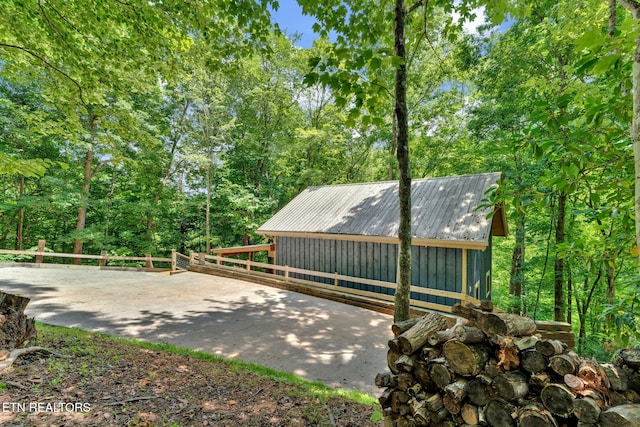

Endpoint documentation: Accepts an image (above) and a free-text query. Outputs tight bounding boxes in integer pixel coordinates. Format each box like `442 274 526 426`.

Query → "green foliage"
0 0 637 352
601 275 640 349
0 153 56 178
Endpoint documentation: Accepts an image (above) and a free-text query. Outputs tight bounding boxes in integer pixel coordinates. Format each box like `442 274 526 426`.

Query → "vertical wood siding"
276 236 473 305
466 236 492 300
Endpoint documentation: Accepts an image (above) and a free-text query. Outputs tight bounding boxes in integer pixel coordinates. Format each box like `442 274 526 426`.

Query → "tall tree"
393 0 412 322
300 0 521 321
1 0 277 259
618 0 640 271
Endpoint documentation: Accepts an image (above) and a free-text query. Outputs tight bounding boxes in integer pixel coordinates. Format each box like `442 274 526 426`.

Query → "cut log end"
600 404 640 427
541 384 576 418
443 340 489 377
0 292 36 350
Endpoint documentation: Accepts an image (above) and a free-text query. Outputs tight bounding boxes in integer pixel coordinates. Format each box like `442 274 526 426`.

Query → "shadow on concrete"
0 268 391 394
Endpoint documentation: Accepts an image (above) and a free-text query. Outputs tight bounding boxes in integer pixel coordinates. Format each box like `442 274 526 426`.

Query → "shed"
257 172 507 308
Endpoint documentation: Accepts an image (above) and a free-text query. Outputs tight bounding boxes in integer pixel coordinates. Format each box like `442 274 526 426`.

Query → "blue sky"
269 0 318 48
268 2 508 49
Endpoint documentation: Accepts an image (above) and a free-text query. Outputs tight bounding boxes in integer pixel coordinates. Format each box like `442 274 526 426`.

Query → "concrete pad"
0 265 393 395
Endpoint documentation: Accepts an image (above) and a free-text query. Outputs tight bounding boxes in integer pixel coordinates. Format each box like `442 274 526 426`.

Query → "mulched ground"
0 326 381 426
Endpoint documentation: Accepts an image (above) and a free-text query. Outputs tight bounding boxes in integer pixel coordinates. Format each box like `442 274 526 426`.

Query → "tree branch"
406 0 425 14
37 0 63 38
41 0 83 34
108 395 159 406
0 347 67 372
619 0 640 18
0 43 87 107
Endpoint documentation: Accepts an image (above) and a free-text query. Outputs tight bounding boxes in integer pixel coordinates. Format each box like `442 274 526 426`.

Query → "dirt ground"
0 326 381 427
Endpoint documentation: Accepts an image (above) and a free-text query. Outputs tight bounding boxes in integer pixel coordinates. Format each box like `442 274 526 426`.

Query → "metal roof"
257 172 506 249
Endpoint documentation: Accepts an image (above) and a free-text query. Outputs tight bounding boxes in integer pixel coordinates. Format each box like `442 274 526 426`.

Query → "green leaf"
308 56 322 68
591 54 620 75
303 72 319 86
574 29 605 51
369 56 382 70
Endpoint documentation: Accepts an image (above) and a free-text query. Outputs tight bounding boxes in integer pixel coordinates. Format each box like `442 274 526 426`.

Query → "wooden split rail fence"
189 250 483 315
1 241 477 313
1 242 574 347
0 240 188 273
0 240 574 342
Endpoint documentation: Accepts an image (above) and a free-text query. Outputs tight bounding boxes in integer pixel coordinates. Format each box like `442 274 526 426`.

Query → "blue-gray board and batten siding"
274 235 492 307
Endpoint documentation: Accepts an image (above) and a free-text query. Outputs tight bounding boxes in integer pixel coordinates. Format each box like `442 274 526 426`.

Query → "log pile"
377 302 640 427
0 291 35 350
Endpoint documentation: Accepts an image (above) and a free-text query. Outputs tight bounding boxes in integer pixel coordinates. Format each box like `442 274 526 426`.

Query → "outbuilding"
257 172 507 310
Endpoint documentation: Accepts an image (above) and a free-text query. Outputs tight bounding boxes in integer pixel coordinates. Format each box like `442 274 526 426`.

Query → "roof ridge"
305 172 501 190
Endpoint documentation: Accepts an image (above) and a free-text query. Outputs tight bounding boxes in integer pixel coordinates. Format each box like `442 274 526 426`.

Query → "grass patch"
37 322 377 405
12 322 382 426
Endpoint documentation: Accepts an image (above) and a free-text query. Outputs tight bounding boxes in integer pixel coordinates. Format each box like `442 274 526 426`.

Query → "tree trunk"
394 0 412 323
206 162 212 255
0 291 36 349
389 113 398 181
103 170 117 240
567 262 572 324
609 0 618 39
15 176 24 250
509 196 525 315
618 0 640 271
73 148 94 264
632 11 640 273
146 190 162 247
554 191 566 321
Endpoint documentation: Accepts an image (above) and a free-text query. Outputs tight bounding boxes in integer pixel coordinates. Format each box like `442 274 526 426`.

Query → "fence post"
284 265 289 282
334 272 339 288
35 239 46 264
246 259 251 271
198 252 205 265
171 250 177 272
145 254 153 269
99 250 107 267
189 251 195 265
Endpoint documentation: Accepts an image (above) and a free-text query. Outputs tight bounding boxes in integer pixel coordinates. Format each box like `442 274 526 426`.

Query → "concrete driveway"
0 265 393 395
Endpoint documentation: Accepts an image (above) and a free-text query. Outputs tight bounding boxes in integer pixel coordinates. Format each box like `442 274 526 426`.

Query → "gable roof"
257 172 507 249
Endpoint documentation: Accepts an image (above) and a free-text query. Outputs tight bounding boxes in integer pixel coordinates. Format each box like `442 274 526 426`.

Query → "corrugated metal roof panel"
257 172 504 245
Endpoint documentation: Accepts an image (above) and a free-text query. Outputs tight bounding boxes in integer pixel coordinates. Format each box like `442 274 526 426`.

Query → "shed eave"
257 230 489 250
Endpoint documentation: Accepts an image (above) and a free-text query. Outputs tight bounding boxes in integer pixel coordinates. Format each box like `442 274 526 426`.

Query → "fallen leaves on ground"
0 327 381 426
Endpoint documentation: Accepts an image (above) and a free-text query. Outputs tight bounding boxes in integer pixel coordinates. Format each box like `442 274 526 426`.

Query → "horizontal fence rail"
1 240 480 313
192 252 480 313
0 250 171 263
0 240 174 272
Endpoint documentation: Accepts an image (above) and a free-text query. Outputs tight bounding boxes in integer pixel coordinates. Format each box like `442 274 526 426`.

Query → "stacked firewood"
376 302 640 427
